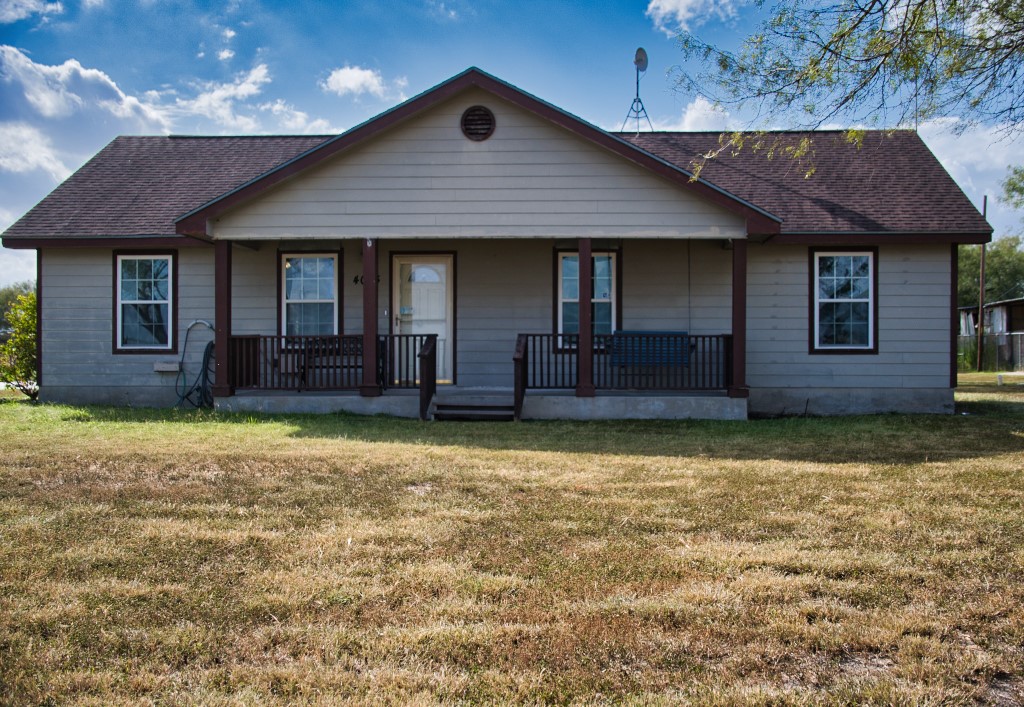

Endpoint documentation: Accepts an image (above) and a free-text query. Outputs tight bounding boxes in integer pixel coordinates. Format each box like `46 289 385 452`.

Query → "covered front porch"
209 236 750 420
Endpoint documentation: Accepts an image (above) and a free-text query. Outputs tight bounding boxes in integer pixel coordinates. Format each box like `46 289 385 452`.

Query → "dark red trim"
277 249 344 336
807 247 880 355
35 250 42 389
951 243 958 389
174 68 780 237
212 240 233 396
111 250 179 356
774 232 991 245
387 250 458 385
727 239 748 398
576 238 595 397
360 239 381 397
3 237 208 250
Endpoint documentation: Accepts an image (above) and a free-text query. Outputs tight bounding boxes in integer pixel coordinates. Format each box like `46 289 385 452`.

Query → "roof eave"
771 230 992 245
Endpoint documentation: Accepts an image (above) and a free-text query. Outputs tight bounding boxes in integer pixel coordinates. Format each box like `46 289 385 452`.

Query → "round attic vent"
461 105 495 141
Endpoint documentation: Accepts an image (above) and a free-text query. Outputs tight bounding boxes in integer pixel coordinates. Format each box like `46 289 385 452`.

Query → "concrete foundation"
216 391 421 417
747 387 955 416
522 393 747 420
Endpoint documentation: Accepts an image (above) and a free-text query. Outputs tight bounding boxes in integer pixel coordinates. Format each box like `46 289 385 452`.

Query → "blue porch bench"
609 330 689 368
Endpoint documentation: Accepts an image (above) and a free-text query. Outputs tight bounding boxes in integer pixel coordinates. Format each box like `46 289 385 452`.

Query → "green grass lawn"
1 385 1022 704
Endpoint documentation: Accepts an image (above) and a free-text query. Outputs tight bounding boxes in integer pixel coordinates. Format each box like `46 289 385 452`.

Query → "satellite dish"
623 47 653 133
634 47 648 73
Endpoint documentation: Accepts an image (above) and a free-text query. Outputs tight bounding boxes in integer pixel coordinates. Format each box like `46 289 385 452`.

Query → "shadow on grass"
6 389 1024 465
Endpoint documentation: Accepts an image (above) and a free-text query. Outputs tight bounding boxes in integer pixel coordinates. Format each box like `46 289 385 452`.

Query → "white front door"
392 255 454 383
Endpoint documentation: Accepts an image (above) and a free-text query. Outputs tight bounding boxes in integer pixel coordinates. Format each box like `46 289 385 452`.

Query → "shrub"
0 291 39 400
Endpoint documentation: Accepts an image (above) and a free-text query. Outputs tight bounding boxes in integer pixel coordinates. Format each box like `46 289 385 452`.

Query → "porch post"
360 238 381 397
576 237 596 397
728 238 749 398
212 239 233 397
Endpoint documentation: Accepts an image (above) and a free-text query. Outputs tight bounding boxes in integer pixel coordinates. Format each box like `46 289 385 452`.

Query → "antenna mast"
622 47 653 134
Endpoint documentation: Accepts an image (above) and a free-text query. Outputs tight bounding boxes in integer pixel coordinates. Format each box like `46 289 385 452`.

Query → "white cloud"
0 122 69 181
0 45 171 129
646 0 742 34
426 0 458 20
918 118 1024 236
259 99 338 134
217 48 235 61
172 63 270 131
0 0 63 23
82 0 103 8
321 65 386 98
222 27 236 40
654 96 734 131
196 50 205 59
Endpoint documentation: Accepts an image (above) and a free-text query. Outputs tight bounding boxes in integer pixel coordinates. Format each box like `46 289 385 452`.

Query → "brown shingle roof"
619 130 990 235
2 127 990 243
2 135 330 240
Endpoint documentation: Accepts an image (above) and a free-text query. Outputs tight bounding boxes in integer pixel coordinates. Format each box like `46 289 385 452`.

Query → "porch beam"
360 238 382 397
576 237 596 397
212 239 233 397
728 238 749 398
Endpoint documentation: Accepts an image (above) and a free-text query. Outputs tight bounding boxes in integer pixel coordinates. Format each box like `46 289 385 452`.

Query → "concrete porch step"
432 394 515 422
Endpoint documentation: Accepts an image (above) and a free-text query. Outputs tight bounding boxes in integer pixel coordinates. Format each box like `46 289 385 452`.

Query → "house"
1 68 991 419
959 298 1024 371
959 297 1024 337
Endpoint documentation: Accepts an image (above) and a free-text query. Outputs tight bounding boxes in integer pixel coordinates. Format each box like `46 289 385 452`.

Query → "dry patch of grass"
1 391 1023 704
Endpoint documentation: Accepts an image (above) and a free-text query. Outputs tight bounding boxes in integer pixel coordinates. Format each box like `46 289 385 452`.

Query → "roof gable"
174 67 781 237
210 86 749 241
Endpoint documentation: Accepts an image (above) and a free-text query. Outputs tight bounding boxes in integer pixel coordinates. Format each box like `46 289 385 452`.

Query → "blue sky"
1 0 1022 287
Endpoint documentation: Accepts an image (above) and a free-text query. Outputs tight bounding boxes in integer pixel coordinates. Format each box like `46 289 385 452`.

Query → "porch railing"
229 335 363 391
512 332 732 393
379 334 436 389
228 333 439 394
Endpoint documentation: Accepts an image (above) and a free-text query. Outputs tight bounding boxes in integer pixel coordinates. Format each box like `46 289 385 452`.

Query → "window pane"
818 278 835 299
562 255 578 278
818 257 835 278
316 303 335 334
562 302 579 335
137 281 153 301
122 303 167 346
562 274 578 300
834 256 852 278
121 259 136 279
121 280 138 300
851 302 869 323
137 259 152 279
593 302 612 335
852 256 870 277
317 258 334 277
318 277 333 300
850 277 870 299
302 277 319 300
151 259 168 279
851 323 869 346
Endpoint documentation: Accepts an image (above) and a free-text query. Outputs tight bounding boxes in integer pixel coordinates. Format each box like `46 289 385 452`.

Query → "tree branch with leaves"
676 0 1024 133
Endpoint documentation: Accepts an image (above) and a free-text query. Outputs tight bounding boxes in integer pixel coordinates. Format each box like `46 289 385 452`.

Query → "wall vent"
461 105 495 141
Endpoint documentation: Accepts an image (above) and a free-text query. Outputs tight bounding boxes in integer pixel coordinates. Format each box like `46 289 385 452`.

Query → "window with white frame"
281 253 339 336
558 252 616 336
116 254 173 350
813 251 875 350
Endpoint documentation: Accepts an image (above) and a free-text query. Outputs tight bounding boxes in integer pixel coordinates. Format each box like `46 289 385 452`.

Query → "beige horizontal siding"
746 243 952 390
40 247 216 406
214 88 746 241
